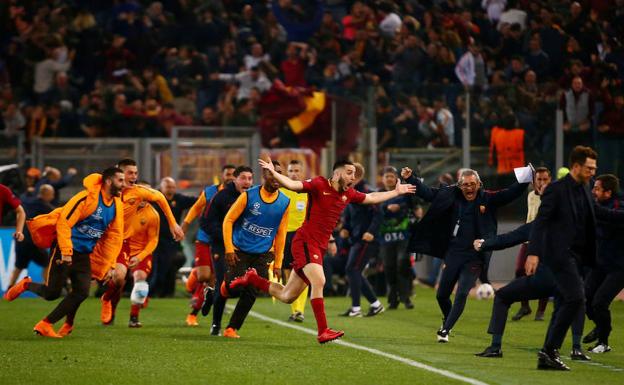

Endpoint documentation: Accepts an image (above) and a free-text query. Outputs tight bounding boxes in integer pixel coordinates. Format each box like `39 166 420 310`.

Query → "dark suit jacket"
527 174 596 269
406 175 528 260
481 222 532 252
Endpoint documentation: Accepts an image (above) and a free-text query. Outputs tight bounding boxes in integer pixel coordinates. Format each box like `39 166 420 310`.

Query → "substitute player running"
100 159 185 324
220 160 289 338
5 168 124 338
231 159 415 343
181 164 235 325
104 182 160 327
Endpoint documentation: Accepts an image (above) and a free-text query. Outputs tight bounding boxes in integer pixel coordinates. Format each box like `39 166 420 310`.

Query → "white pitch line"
246 309 491 385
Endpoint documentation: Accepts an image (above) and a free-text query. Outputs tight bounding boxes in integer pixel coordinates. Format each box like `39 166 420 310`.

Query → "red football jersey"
0 183 20 226
297 176 365 248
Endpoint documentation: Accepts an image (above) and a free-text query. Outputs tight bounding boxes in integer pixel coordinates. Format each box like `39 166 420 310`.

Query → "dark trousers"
585 267 624 344
225 251 272 330
346 241 378 307
544 256 585 350
437 258 483 330
211 246 227 328
381 240 411 305
149 240 178 297
28 245 91 323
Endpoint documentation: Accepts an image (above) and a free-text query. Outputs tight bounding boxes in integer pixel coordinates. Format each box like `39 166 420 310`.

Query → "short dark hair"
117 158 137 168
222 164 236 171
289 159 302 166
534 167 551 176
569 146 597 168
382 166 398 176
102 167 123 181
332 160 354 171
234 165 253 177
596 174 620 195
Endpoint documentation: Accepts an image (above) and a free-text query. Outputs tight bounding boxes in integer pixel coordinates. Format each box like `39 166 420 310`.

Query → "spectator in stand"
560 76 595 153
214 66 271 101
244 43 270 70
392 34 425 93
33 46 73 104
377 1 402 38
525 35 550 80
2 103 26 137
280 42 309 87
455 42 487 89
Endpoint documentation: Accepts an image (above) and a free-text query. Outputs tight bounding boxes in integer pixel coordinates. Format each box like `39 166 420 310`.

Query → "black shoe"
339 308 362 317
570 348 591 361
404 301 414 309
511 306 532 321
475 346 503 358
287 313 297 322
582 328 598 344
365 305 385 317
210 324 221 336
537 349 570 371
201 286 214 316
388 302 399 310
128 316 142 328
437 328 449 343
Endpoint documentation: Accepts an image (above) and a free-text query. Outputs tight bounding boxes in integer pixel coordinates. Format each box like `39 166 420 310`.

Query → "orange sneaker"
58 323 73 337
33 320 62 338
3 276 32 301
186 314 199 326
223 327 240 338
186 268 198 293
101 296 114 325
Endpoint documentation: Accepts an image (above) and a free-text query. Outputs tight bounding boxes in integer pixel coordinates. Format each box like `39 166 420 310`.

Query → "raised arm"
362 179 416 205
259 158 304 191
488 182 529 207
137 185 184 241
400 167 438 202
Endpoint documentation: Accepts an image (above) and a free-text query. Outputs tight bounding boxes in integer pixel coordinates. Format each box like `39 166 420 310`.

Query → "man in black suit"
403 167 528 343
526 146 598 370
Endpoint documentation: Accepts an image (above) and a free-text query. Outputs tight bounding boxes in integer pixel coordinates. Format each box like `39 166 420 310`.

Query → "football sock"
291 286 308 314
311 298 328 335
186 268 198 293
130 304 141 317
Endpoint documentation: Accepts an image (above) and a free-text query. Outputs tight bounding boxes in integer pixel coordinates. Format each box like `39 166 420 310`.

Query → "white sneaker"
589 343 611 353
437 328 449 343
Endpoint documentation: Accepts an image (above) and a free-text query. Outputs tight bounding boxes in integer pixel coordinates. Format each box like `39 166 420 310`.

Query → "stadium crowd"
0 1 623 176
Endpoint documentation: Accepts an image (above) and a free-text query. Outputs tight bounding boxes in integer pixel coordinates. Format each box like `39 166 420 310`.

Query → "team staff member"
339 163 385 317
473 222 589 361
526 146 599 370
0 182 26 242
5 168 124 338
231 159 415 344
511 167 551 321
181 165 236 325
378 166 414 310
202 166 253 335
280 160 309 322
7 184 55 288
220 161 290 338
403 167 528 343
583 174 624 353
101 182 160 327
101 159 185 325
150 177 196 298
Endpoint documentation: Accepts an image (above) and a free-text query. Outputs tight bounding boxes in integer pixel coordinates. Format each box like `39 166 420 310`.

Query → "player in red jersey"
231 159 415 343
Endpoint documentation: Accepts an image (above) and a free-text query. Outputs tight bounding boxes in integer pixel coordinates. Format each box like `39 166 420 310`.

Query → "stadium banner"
160 148 320 188
0 228 43 297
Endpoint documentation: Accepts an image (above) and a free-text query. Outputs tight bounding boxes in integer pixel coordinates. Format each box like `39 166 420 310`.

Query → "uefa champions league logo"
251 202 261 216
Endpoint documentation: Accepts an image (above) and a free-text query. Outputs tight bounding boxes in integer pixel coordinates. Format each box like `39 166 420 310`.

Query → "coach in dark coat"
402 167 527 341
526 146 598 370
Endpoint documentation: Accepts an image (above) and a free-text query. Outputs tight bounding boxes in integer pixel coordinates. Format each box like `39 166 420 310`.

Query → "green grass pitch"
1 287 623 385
